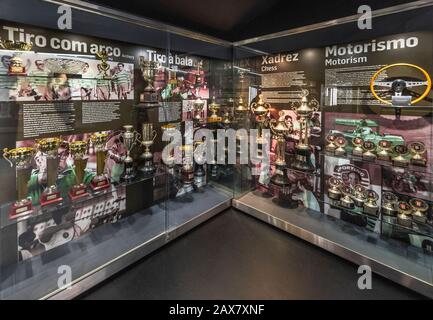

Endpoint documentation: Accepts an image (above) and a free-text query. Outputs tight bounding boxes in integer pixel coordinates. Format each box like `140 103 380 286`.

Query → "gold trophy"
328 177 343 200
139 123 157 174
251 93 271 145
409 142 427 166
340 185 355 209
121 125 140 181
95 50 111 79
0 40 32 75
363 189 379 216
334 136 347 156
392 144 409 167
409 198 429 224
36 137 63 206
292 91 315 172
351 137 364 157
193 96 205 124
325 134 338 155
3 147 36 219
397 201 412 228
377 140 392 161
381 192 398 217
270 111 292 187
362 141 377 161
139 58 159 106
90 133 110 191
235 96 248 118
353 184 366 208
69 141 90 200
207 97 221 123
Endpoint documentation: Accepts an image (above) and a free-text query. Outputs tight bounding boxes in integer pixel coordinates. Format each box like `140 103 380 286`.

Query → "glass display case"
0 0 234 299
232 3 433 298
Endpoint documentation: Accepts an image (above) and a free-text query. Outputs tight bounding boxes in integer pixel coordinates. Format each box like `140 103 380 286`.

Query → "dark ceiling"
87 0 420 41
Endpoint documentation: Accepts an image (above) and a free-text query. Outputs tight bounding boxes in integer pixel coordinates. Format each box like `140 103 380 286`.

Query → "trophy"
409 142 427 167
340 185 355 209
409 198 429 224
377 140 392 162
235 96 248 118
3 147 36 219
194 140 207 188
139 58 159 106
36 137 63 206
139 123 157 175
292 91 315 172
363 190 379 216
382 192 398 217
397 201 412 228
207 97 221 123
325 134 338 155
334 136 347 157
68 141 90 201
161 123 177 174
193 96 205 124
121 125 140 181
362 141 377 161
221 108 232 129
328 177 343 200
90 133 110 191
180 144 195 194
351 137 364 157
0 40 32 75
251 94 271 145
353 184 366 208
270 111 292 187
392 145 409 167
95 50 111 79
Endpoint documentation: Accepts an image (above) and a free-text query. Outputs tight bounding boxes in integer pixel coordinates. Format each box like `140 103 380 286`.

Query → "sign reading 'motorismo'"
325 36 419 66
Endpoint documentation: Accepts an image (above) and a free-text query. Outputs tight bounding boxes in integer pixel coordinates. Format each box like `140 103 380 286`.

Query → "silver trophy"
139 123 157 174
121 125 140 181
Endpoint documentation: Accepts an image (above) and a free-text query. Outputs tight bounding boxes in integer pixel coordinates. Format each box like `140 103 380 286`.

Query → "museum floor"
79 208 424 300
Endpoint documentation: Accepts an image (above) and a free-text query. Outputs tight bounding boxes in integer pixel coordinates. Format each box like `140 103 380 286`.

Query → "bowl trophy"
139 123 157 175
409 198 429 224
381 192 398 217
90 133 110 192
95 50 111 79
351 137 364 157
121 125 140 182
139 58 159 107
363 189 379 216
397 201 413 228
3 146 36 219
377 140 392 161
409 141 427 167
0 40 32 75
36 137 63 206
207 97 221 123
328 177 343 201
392 144 409 167
292 91 315 172
68 141 90 201
270 111 292 188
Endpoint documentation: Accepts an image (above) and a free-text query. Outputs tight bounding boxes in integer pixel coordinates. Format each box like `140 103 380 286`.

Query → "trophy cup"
328 177 343 200
409 142 427 167
270 111 292 187
377 140 392 161
351 137 364 157
194 140 207 188
3 147 36 219
340 185 355 209
221 108 232 129
68 141 90 201
363 190 379 216
325 134 338 155
392 145 409 167
234 96 248 119
334 136 347 157
121 125 140 182
353 184 366 208
409 198 429 224
0 40 32 75
362 141 377 161
139 58 159 106
251 94 271 145
207 97 221 123
161 123 177 174
382 192 398 217
36 137 63 206
139 123 157 175
193 96 205 124
397 201 413 228
90 133 110 191
292 91 315 172
180 144 195 194
95 50 111 79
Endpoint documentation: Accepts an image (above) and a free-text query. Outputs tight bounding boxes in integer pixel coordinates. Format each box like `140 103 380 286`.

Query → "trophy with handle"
36 137 63 206
121 125 140 181
251 93 271 145
139 123 157 175
0 40 32 75
95 50 111 79
270 111 292 187
139 58 159 106
3 146 36 219
90 132 110 191
69 140 90 200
